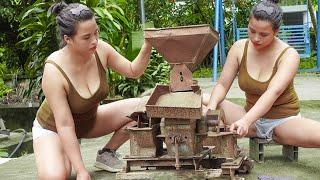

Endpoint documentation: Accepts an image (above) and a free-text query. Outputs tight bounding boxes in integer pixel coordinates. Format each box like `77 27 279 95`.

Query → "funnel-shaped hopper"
145 25 219 71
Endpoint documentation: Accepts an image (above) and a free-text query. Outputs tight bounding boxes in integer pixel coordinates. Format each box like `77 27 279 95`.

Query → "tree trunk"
308 0 317 36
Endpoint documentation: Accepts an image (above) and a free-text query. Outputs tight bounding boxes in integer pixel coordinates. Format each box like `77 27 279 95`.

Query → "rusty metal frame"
123 25 253 179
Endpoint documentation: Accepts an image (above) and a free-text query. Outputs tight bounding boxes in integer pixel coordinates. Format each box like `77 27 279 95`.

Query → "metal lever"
174 136 181 170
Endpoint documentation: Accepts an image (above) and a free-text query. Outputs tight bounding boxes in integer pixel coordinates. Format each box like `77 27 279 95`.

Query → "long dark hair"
50 2 94 47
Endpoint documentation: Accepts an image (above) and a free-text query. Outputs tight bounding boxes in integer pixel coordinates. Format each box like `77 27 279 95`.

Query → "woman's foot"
94 148 125 172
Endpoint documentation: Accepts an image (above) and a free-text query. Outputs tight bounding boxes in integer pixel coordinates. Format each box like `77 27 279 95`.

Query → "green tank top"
36 52 109 137
238 40 300 119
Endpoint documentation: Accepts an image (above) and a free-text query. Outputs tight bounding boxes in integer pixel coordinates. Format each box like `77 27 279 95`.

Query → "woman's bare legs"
273 117 320 148
202 93 257 137
34 98 140 177
33 135 71 179
83 98 140 149
81 98 140 172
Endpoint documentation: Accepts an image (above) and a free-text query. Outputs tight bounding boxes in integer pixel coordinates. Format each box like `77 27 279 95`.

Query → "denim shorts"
255 113 301 141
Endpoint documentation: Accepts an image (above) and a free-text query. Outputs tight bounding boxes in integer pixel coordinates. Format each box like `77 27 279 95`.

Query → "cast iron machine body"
123 25 252 178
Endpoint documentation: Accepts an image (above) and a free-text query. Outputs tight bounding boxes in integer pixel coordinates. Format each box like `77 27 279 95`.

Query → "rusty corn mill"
122 25 253 179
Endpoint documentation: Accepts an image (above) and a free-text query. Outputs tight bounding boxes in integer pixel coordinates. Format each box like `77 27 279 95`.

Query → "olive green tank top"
36 52 109 137
238 40 300 119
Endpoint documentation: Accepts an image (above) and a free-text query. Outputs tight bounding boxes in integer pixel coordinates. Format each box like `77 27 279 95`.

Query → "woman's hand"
230 118 250 137
76 170 91 180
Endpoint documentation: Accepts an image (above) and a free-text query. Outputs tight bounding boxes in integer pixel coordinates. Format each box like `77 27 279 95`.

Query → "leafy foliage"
0 0 33 72
15 0 170 98
2 0 318 101
17 1 59 77
16 0 130 98
299 52 317 69
193 67 212 78
0 79 12 99
111 50 170 98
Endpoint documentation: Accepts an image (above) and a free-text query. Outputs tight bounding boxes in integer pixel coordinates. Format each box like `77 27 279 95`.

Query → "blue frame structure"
236 25 311 58
225 0 320 74
212 0 226 81
236 0 311 59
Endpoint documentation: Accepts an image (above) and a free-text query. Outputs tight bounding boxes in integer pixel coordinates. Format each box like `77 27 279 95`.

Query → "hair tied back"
51 1 68 15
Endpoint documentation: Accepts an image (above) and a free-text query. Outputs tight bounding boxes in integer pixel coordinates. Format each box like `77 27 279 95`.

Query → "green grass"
239 140 320 180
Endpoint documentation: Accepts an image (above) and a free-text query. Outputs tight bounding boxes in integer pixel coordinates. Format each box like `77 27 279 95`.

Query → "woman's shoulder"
42 50 68 92
228 39 248 59
46 49 64 63
227 39 248 56
43 50 66 80
96 39 113 56
276 38 299 56
232 39 248 49
97 39 112 49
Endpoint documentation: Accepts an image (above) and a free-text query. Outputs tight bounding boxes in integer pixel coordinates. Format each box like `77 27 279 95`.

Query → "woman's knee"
117 121 137 136
38 168 70 180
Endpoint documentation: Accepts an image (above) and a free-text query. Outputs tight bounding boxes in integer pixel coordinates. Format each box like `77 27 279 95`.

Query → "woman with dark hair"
204 0 320 147
32 2 152 179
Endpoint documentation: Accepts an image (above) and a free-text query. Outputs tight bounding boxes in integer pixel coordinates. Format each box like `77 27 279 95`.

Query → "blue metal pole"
317 0 320 70
212 0 220 81
219 0 226 66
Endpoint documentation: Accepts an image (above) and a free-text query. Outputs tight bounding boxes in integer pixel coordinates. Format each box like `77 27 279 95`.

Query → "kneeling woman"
32 2 152 179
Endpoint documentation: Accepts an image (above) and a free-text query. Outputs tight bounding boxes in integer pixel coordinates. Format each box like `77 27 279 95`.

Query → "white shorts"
32 119 57 140
255 113 301 141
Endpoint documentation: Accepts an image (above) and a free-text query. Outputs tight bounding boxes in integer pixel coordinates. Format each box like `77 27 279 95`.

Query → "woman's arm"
206 40 244 110
231 48 300 136
42 64 87 175
99 39 152 79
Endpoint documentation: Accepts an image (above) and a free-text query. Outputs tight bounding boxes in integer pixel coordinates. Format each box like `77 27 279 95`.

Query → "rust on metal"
169 64 193 92
146 85 201 119
204 131 238 158
144 24 219 72
122 24 252 179
127 124 163 157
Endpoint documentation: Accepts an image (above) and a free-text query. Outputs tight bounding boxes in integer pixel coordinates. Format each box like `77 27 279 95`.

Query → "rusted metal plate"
116 169 223 180
163 119 202 156
146 85 201 119
128 125 161 157
169 64 193 92
124 154 204 172
203 132 238 158
221 156 243 169
144 25 219 72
